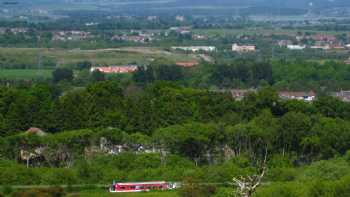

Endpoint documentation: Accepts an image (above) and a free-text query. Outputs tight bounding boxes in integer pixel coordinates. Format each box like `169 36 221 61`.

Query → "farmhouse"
52 31 91 41
311 34 337 42
111 35 152 43
90 65 138 74
224 89 316 102
334 90 350 102
232 44 256 53
230 89 256 100
10 28 28 34
279 91 316 102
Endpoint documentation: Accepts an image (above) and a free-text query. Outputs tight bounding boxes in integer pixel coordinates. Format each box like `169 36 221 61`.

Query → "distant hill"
4 0 350 16
174 0 350 8
13 0 350 8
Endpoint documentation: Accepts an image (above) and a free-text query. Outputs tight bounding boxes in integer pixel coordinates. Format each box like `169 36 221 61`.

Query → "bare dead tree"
232 148 268 197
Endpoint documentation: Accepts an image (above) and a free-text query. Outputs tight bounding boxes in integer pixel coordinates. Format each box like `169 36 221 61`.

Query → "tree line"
132 59 350 91
1 81 350 163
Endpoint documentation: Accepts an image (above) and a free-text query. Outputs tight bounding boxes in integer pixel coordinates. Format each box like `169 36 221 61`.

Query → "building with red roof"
175 61 199 68
90 65 138 74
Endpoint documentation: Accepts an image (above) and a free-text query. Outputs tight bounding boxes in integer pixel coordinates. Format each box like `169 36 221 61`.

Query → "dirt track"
70 47 173 56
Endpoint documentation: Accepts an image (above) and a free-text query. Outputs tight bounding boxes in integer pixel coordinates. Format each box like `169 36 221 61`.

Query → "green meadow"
0 69 53 80
67 190 178 197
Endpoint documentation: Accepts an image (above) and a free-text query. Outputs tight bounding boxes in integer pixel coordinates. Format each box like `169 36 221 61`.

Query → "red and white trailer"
109 181 178 193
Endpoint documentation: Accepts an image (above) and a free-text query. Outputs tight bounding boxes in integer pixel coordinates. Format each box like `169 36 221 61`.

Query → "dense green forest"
1 80 350 196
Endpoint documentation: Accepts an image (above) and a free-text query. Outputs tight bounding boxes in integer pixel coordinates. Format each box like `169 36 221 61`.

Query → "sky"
12 0 350 7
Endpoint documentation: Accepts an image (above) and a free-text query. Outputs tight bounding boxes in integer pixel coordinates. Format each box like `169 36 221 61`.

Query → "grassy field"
0 47 198 68
0 47 200 80
0 69 53 80
68 190 178 197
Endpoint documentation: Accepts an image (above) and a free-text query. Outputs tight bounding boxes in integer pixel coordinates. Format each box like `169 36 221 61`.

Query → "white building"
310 45 331 50
176 15 185 22
279 91 316 102
287 45 306 50
232 44 256 53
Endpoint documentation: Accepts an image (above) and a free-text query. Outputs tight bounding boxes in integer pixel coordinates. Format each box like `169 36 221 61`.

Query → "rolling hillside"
14 0 350 8
3 0 350 16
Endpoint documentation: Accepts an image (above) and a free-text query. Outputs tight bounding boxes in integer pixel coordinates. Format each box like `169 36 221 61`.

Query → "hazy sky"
6 0 350 9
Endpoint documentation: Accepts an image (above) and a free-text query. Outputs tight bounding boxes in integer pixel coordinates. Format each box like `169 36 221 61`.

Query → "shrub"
2 185 13 195
255 182 303 197
300 159 350 180
179 177 216 197
307 180 334 197
211 187 233 197
345 150 350 163
52 68 73 83
11 187 65 197
268 167 298 181
334 175 350 197
41 169 77 185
